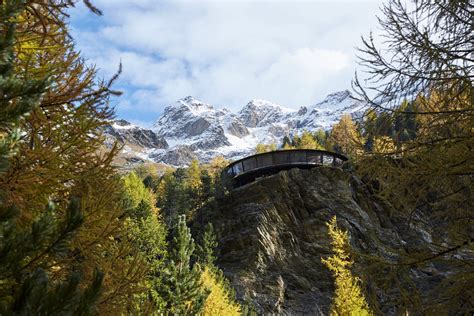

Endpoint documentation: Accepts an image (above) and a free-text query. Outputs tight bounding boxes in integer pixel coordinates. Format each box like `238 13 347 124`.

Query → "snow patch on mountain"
106 90 366 166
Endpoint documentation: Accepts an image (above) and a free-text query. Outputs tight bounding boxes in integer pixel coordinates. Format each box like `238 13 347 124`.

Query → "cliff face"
195 167 461 314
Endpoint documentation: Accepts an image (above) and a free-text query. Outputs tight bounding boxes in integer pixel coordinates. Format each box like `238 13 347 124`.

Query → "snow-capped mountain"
105 90 366 166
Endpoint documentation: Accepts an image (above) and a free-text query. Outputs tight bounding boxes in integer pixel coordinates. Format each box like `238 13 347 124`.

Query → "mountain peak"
176 96 214 112
320 90 352 103
311 90 355 111
116 89 366 166
245 99 294 113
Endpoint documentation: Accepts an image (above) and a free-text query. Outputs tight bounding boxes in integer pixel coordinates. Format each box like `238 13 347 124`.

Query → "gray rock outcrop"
194 167 469 314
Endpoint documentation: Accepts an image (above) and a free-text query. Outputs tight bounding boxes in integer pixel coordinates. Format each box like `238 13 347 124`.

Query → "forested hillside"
0 0 471 315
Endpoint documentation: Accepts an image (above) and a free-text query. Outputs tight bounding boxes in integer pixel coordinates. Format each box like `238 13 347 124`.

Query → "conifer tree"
200 267 241 316
282 135 292 149
313 129 328 149
0 1 103 313
194 224 241 316
154 215 208 314
196 223 218 266
300 130 323 150
255 142 277 153
0 1 151 313
327 114 363 156
322 216 371 316
353 1 473 311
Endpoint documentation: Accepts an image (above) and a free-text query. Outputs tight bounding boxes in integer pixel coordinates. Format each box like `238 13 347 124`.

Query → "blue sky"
69 0 381 127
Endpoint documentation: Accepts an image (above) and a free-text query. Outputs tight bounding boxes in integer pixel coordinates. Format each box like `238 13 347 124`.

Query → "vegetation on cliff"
0 0 471 314
322 216 372 316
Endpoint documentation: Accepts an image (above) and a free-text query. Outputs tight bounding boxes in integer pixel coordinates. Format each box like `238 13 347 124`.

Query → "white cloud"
70 0 381 121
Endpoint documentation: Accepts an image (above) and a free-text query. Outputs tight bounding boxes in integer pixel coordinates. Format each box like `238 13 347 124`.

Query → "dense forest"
0 0 472 315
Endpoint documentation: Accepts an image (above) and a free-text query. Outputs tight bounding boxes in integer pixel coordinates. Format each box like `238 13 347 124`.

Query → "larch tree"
327 114 363 156
353 0 473 312
300 130 324 150
200 267 241 316
0 1 103 313
322 217 372 316
1 0 151 314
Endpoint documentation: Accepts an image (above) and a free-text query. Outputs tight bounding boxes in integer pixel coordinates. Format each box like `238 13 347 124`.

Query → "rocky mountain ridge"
105 90 366 166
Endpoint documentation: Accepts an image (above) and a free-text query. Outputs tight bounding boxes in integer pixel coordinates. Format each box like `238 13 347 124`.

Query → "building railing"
223 149 348 181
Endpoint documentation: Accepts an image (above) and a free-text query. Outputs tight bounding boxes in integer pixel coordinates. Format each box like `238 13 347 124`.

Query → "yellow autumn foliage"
322 216 372 316
373 136 396 154
328 114 364 156
200 267 241 316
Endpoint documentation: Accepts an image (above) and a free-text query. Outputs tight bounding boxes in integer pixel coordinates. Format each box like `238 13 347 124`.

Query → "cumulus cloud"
69 0 380 122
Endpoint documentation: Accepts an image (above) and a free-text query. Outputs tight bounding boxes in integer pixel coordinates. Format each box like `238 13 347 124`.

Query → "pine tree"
322 216 371 316
194 224 241 316
282 135 292 149
196 223 218 266
313 129 328 149
154 215 208 314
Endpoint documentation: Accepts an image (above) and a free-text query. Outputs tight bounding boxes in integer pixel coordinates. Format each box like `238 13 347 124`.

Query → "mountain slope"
106 90 366 166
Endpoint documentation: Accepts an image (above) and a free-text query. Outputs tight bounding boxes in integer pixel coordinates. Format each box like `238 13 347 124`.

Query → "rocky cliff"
194 167 466 314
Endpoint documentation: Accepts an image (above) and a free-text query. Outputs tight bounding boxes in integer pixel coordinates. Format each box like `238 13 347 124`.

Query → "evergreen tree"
282 135 292 149
200 169 214 202
121 171 168 313
313 129 328 149
291 134 301 147
154 215 208 315
255 142 277 154
156 169 191 225
196 223 218 266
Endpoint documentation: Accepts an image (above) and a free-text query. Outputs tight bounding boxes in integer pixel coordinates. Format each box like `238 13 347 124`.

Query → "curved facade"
222 149 348 188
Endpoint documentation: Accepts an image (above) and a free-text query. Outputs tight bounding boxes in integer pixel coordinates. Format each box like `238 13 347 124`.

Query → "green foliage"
156 159 228 225
313 129 329 148
300 130 324 149
154 215 208 314
361 101 418 153
122 172 167 270
121 170 168 313
123 172 154 208
156 168 194 225
196 223 218 266
0 198 104 314
322 216 372 316
122 171 157 220
0 1 156 314
0 0 48 173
